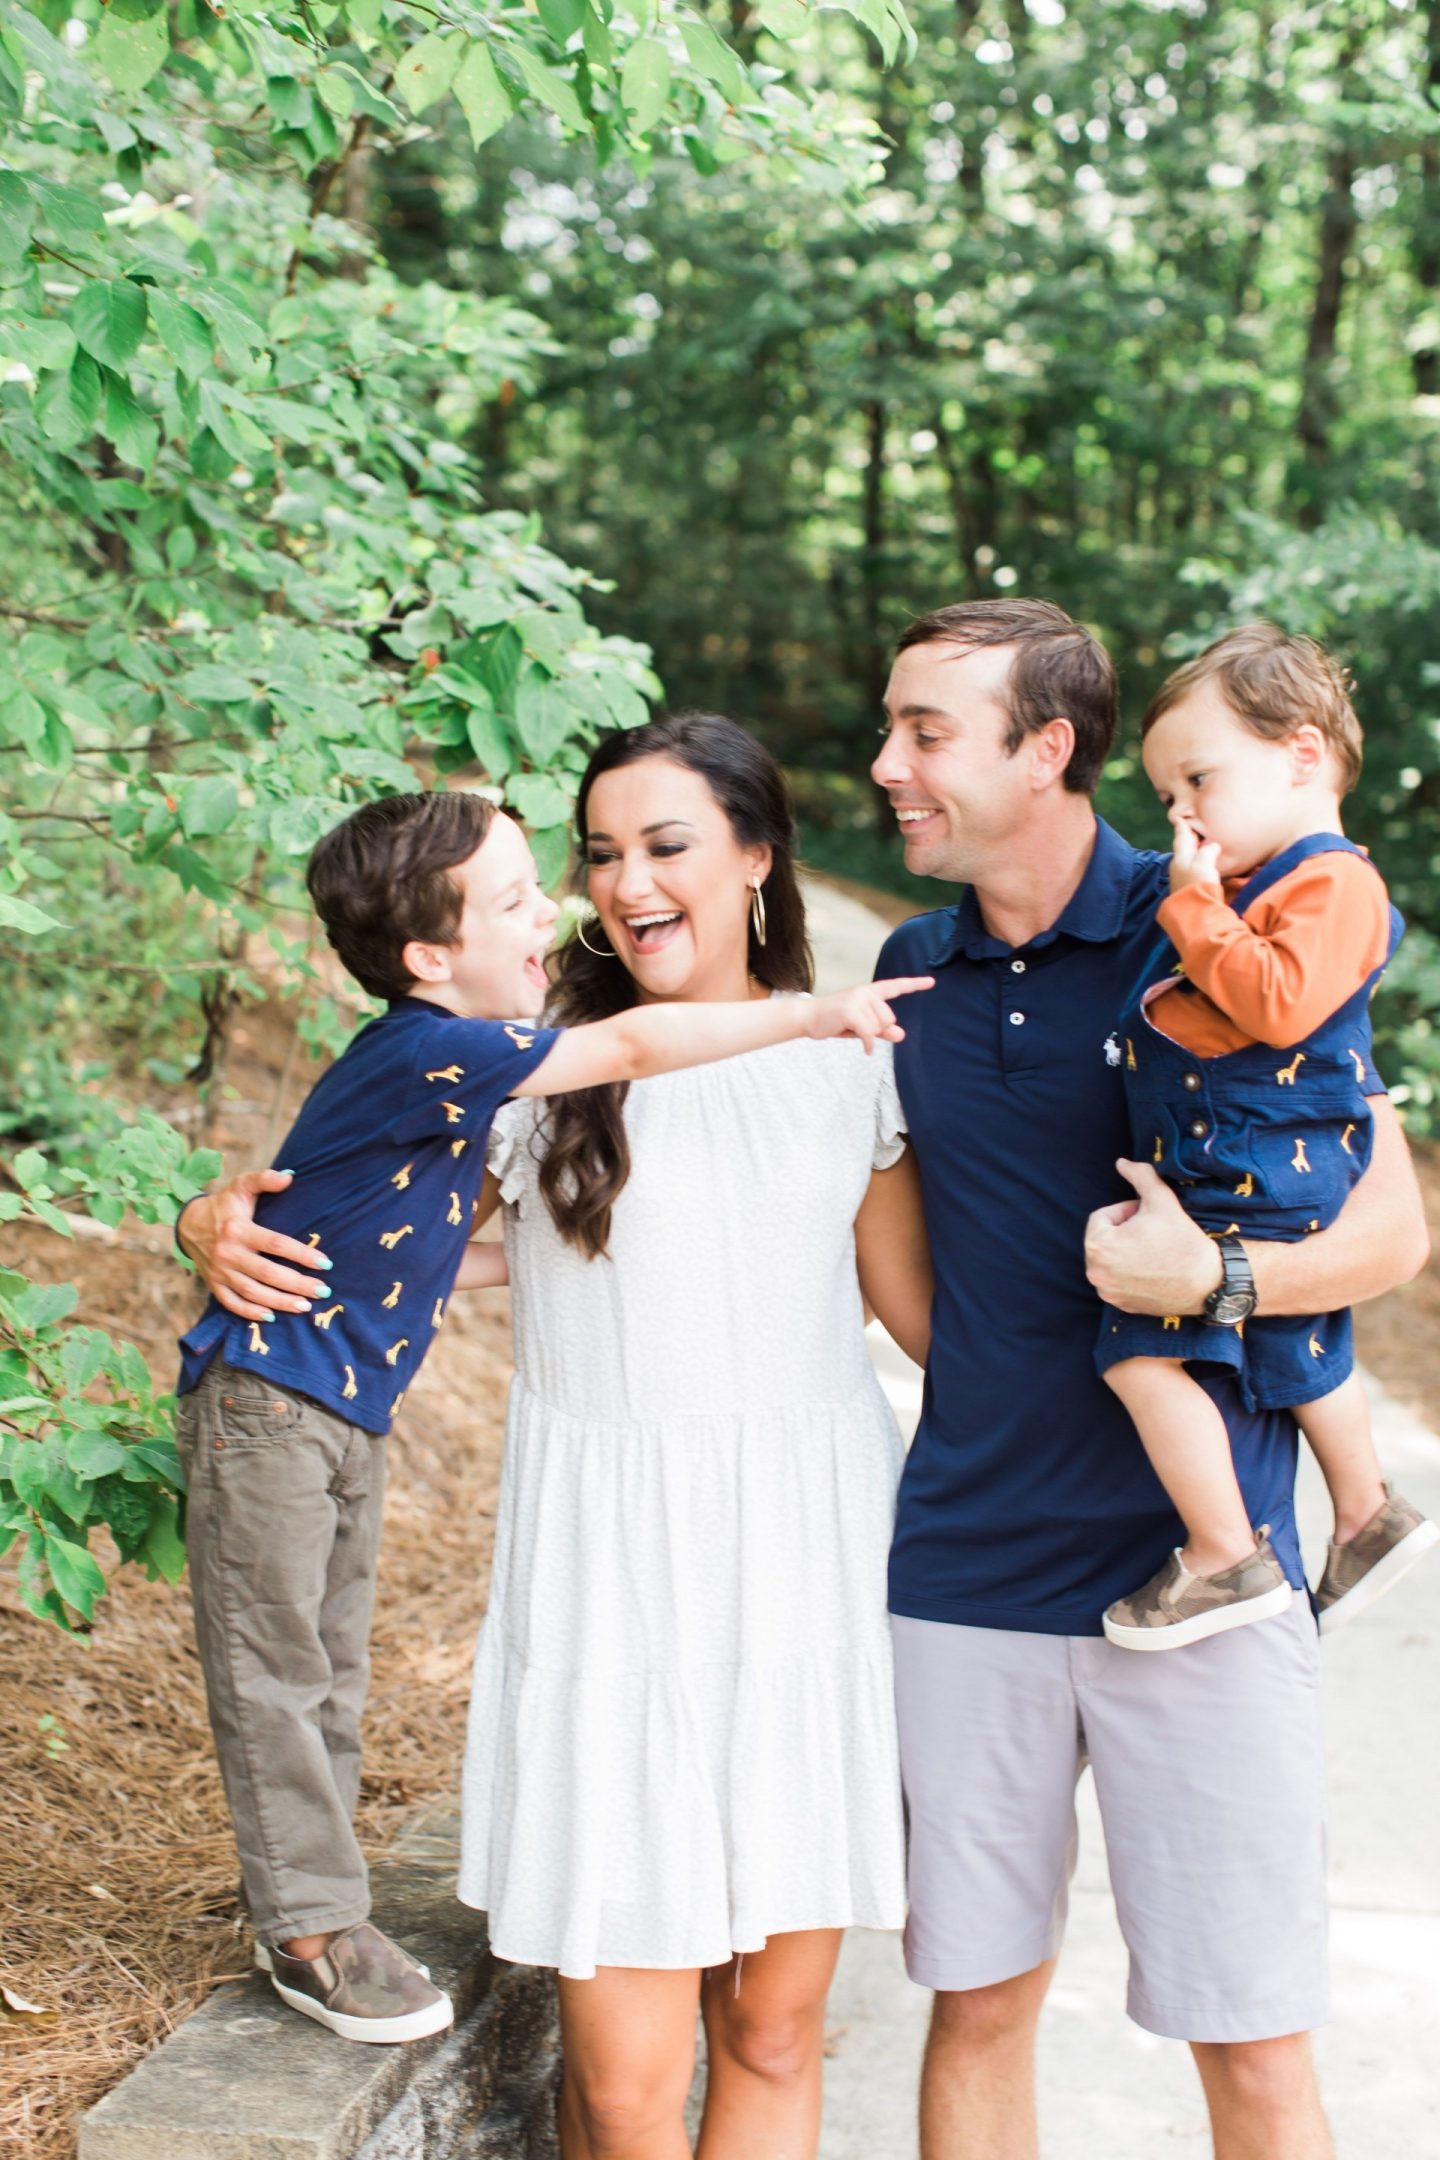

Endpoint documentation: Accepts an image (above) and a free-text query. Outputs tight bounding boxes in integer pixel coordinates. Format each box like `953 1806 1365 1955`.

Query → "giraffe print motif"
1126 1038 1137 1071
382 1281 403 1310
342 1365 358 1400
1275 1051 1306 1085
248 1322 268 1355
313 1304 343 1330
1348 1048 1366 1084
1152 1134 1164 1164
390 1394 405 1419
1309 1334 1325 1359
451 1138 467 1158
1233 1172 1255 1197
385 1339 409 1367
446 1192 463 1226
441 1102 464 1125
432 1299 445 1330
379 1224 414 1249
426 1064 465 1084
1162 1315 1181 1331
1291 1137 1312 1174
505 1025 535 1050
391 1163 414 1191
1339 1123 1356 1155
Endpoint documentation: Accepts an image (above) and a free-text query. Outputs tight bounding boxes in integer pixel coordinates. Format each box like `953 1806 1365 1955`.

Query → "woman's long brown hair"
535 712 814 1258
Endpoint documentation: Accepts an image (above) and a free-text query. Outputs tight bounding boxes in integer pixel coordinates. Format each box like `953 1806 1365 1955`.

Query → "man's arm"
855 1150 933 1369
1085 1098 1429 1318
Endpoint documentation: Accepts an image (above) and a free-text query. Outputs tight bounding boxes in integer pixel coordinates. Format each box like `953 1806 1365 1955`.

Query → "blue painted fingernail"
277 1166 296 1175
313 1284 331 1297
258 1310 275 1323
315 1256 334 1271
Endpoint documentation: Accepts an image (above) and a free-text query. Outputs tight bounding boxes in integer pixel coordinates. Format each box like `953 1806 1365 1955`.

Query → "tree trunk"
1412 0 1440 398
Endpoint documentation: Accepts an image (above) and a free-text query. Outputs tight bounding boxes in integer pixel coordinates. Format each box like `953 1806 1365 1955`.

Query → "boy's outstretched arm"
511 976 934 1098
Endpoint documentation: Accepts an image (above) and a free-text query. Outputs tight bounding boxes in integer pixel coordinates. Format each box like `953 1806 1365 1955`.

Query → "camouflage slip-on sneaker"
267 1921 453 2044
1316 1485 1440 1636
255 1938 431 1979
1103 1530 1292 1652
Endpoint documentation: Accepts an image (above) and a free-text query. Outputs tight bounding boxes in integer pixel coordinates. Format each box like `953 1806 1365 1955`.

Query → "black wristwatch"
1203 1233 1257 1326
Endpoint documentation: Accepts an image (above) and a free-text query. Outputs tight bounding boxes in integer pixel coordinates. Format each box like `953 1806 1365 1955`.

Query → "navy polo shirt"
879 816 1303 1637
178 1000 558 1435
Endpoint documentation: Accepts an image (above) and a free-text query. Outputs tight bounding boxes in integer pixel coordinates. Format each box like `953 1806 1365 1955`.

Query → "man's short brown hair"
893 598 1118 795
306 791 498 1001
1143 623 1363 794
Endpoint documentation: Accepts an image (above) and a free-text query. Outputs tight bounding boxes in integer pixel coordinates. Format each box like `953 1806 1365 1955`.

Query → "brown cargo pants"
175 1360 387 1948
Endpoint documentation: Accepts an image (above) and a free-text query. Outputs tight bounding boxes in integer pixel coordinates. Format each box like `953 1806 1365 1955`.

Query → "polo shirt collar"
926 815 1137 964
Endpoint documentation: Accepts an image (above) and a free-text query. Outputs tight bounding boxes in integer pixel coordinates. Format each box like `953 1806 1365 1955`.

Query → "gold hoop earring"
750 880 767 948
576 912 618 959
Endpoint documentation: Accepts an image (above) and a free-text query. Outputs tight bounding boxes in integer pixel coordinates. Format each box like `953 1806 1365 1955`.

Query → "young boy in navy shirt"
175 789 926 2042
1098 626 1436 1649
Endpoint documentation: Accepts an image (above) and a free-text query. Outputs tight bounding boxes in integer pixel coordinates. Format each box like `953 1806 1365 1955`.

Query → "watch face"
1209 1290 1256 1327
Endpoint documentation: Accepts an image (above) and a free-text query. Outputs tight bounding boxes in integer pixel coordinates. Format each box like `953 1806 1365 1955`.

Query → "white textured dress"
457 1030 909 1978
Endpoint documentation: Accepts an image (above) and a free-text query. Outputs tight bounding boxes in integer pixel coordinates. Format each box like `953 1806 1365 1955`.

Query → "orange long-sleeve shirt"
1147 848 1391 1058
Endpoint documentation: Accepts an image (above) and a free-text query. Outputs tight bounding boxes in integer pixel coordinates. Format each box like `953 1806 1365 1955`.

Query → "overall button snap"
1189 1119 1208 1138
1010 958 1027 974
1182 1072 1202 1092
1009 1011 1026 1027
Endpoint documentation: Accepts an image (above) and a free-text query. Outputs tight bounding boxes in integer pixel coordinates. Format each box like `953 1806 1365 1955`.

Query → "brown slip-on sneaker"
268 1921 453 2044
1104 1529 1292 1651
1316 1485 1439 1636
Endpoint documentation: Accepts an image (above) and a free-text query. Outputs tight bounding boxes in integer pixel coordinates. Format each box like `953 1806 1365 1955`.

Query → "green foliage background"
2 0 1438 1627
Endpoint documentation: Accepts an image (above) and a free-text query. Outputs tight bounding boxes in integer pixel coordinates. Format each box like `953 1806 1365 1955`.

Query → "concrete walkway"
804 876 1440 2160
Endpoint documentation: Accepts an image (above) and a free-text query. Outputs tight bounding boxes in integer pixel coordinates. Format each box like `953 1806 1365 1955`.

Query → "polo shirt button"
1189 1118 1207 1138
1009 1011 1025 1027
1010 959 1026 974
1182 1072 1202 1092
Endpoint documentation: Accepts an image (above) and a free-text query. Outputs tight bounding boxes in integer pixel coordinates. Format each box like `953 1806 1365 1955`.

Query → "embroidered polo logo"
1233 1173 1255 1198
248 1322 268 1354
313 1304 343 1330
506 1025 535 1050
379 1224 414 1249
426 1065 465 1084
441 1101 464 1124
1339 1124 1356 1154
342 1365 358 1400
1104 1034 1122 1067
1275 1052 1306 1085
382 1281 402 1309
1291 1138 1312 1174
446 1192 463 1226
391 1163 414 1191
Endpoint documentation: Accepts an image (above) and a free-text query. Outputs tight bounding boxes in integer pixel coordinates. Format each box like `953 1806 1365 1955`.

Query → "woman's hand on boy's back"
177 1170 330 1322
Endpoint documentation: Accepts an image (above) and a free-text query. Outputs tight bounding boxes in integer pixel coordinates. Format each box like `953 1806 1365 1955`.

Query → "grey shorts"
892 1604 1329 2042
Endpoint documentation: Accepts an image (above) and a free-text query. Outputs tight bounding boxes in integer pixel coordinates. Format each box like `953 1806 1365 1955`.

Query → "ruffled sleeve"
486 1098 542 1207
872 1042 908 1171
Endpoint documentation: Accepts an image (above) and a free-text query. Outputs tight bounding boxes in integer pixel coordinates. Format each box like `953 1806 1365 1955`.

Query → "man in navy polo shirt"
872 600 1427 2160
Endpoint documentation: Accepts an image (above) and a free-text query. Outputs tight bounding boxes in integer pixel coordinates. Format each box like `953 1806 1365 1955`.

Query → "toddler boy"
1096 626 1436 1650
175 789 926 2037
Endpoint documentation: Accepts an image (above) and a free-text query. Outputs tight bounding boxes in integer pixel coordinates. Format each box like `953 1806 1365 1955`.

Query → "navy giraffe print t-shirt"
178 999 558 1434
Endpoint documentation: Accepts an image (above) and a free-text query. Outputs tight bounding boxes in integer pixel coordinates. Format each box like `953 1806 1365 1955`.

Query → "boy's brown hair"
1143 623 1363 793
306 790 498 1001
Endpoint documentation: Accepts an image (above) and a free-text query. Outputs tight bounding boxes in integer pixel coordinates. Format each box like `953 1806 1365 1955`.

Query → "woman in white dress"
458 714 932 2159
184 714 933 2159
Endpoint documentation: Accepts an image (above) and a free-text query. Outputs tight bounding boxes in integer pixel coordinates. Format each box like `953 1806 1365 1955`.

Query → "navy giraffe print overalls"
1094 833 1403 1411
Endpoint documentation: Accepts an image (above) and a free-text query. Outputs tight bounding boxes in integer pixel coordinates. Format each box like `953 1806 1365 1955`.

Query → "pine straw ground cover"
1 1005 516 2160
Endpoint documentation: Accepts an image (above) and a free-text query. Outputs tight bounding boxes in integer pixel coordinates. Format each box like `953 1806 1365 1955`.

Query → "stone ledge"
79 1814 559 2160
